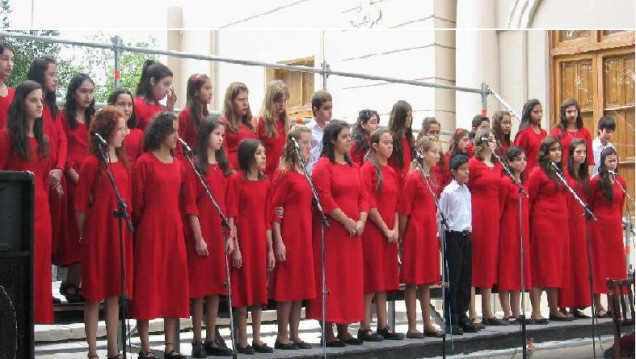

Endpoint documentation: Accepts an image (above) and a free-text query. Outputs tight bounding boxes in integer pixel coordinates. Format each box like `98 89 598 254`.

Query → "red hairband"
455 128 465 136
194 73 201 83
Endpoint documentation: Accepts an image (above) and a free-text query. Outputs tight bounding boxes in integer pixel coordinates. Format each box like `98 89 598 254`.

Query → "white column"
455 0 499 130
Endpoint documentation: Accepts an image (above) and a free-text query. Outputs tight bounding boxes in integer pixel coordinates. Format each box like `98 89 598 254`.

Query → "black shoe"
236 345 255 355
377 326 404 340
461 322 479 333
424 329 445 338
191 341 206 358
445 325 463 335
338 336 363 345
293 340 312 349
357 328 383 342
52 297 61 305
483 317 510 326
406 331 424 339
274 341 298 350
324 339 346 347
163 350 186 359
530 316 549 325
203 341 233 356
549 314 574 321
252 342 273 353
137 351 158 359
571 309 590 319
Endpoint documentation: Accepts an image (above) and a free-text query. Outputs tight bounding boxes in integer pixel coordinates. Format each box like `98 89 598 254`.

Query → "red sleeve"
397 172 416 215
0 129 9 168
527 168 542 208
182 163 199 216
225 173 238 218
269 170 288 224
360 163 377 209
54 114 68 170
584 127 594 165
312 159 338 213
74 156 98 213
618 176 627 212
264 180 272 230
514 129 527 150
131 156 148 223
356 164 369 213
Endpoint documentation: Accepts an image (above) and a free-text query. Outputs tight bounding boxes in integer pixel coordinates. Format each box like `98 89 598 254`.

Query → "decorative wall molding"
507 0 541 28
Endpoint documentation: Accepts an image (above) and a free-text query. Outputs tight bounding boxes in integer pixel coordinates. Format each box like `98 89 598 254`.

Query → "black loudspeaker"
0 171 35 359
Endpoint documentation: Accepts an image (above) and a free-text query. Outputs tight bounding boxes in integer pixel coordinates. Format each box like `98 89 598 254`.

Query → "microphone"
90 130 108 147
605 169 618 176
287 133 300 149
550 161 562 173
178 138 193 155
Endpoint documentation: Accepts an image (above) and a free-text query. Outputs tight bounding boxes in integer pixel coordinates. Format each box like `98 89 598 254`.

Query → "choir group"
0 41 629 359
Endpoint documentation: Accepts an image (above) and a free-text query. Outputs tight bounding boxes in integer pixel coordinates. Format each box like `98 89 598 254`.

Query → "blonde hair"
277 124 312 174
473 128 498 163
259 80 290 137
222 81 253 133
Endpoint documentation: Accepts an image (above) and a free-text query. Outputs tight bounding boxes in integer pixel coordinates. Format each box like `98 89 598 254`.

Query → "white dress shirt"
439 179 472 232
592 138 614 176
307 119 324 173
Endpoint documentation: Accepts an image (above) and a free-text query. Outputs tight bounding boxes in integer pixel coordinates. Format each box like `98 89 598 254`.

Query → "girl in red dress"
398 135 444 338
468 128 508 326
417 117 444 188
76 106 132 359
255 80 289 178
270 125 315 350
133 60 177 130
221 82 257 170
57 73 96 303
358 128 401 342
231 139 275 354
514 99 546 174
497 146 531 323
27 56 66 305
108 88 143 164
350 109 379 167
441 129 470 187
0 80 53 323
130 112 189 359
551 98 594 171
183 117 236 357
589 147 627 317
307 120 368 346
178 73 212 153
388 100 414 188
0 40 14 128
558 139 592 318
528 136 572 322
492 111 512 157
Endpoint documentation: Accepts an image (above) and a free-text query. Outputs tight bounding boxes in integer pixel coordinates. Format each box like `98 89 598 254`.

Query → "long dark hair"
558 98 583 132
351 109 379 160
194 116 232 176
26 56 57 118
388 100 414 167
237 138 264 179
365 128 391 194
89 106 129 169
135 59 173 100
321 119 352 165
449 128 470 157
492 111 511 150
186 73 210 133
598 146 619 202
143 111 176 152
7 80 48 160
107 88 136 129
64 73 96 130
567 138 590 196
537 135 563 188
517 99 541 138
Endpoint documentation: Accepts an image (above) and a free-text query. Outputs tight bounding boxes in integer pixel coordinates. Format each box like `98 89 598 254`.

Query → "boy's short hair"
311 90 332 111
450 154 469 171
597 116 616 131
472 115 489 128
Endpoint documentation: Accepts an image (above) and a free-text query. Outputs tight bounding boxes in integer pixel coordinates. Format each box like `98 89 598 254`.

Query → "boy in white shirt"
439 154 479 335
592 116 615 176
307 90 332 173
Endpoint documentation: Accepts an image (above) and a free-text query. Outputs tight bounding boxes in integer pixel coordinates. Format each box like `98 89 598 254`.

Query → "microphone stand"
610 173 635 286
180 141 238 359
414 156 451 358
551 163 598 359
289 137 329 359
94 141 134 359
491 151 529 359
